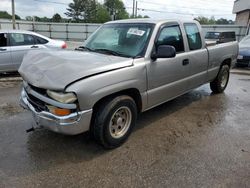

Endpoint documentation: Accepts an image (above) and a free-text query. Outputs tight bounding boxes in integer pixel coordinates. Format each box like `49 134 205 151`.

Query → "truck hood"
19 49 133 90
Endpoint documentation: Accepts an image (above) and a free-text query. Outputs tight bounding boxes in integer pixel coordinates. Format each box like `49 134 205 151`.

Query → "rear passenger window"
0 33 7 47
157 25 184 53
184 23 202 50
10 33 35 46
35 36 48 44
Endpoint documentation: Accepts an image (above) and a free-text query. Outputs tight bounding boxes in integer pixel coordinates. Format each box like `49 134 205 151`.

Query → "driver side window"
157 25 185 53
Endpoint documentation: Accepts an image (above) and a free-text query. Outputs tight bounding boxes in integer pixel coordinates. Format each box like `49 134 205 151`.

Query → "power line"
33 0 68 5
137 0 233 13
126 6 233 17
34 0 234 18
126 0 233 13
168 0 234 7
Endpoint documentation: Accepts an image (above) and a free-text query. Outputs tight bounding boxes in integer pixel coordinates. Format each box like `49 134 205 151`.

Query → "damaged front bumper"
20 88 93 135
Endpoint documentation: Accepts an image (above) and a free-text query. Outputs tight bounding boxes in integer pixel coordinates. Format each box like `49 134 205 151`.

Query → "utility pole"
135 1 138 18
132 0 135 18
11 0 16 29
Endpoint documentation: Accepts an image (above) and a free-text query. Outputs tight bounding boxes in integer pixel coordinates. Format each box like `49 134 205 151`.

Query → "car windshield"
205 32 220 39
240 35 250 45
83 23 154 58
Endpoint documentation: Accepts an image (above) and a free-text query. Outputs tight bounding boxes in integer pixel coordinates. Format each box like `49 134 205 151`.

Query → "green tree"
25 16 33 21
0 11 20 20
194 16 233 25
104 0 129 20
42 17 51 22
52 13 62 22
95 3 111 23
65 0 84 22
195 16 216 25
65 0 129 22
34 16 41 22
85 0 97 22
131 14 150 19
65 0 98 22
216 18 234 25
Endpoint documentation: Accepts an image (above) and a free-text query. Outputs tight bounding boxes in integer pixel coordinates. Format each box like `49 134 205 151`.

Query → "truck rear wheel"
210 65 230 93
92 95 137 149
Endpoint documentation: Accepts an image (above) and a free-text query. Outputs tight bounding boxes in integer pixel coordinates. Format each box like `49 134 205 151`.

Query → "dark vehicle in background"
205 31 236 44
237 35 250 67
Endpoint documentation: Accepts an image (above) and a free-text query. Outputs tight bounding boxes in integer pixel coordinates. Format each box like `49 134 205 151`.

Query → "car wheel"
210 64 230 93
92 95 137 149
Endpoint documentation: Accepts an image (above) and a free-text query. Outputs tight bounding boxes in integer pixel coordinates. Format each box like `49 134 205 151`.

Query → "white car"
0 30 67 73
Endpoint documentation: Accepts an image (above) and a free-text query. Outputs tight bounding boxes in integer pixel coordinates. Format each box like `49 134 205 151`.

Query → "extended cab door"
9 33 40 70
183 23 209 89
0 32 14 72
146 23 191 108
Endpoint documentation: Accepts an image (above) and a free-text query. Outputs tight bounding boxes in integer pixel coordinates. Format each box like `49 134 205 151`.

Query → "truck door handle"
0 48 7 51
31 45 39 48
182 59 189 66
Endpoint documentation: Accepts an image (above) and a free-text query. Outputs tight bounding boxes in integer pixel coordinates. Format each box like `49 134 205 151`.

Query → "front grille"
24 82 78 113
237 59 250 63
24 83 48 112
29 84 47 95
243 56 250 60
27 93 47 112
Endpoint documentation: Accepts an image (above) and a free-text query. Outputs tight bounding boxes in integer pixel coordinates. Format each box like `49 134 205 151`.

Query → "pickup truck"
19 19 238 148
205 31 236 44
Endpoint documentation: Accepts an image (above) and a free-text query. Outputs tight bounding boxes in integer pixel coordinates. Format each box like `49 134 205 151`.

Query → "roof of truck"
106 18 198 25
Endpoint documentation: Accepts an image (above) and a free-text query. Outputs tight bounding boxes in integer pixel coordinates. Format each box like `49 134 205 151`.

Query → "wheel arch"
92 88 143 115
220 58 232 69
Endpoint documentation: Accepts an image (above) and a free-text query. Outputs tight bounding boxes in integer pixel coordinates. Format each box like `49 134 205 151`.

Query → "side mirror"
151 45 176 60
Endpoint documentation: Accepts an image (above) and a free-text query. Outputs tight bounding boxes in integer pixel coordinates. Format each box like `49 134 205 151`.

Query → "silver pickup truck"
19 19 238 148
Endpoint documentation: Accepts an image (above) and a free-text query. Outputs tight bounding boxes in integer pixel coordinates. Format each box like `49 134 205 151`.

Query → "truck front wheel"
210 64 230 93
92 95 137 149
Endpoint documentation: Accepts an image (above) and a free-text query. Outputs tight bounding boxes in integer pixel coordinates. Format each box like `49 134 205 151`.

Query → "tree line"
64 0 149 23
0 1 234 25
0 11 21 20
194 16 234 25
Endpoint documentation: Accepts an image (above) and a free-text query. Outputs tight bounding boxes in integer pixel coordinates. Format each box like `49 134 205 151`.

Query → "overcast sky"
0 0 236 20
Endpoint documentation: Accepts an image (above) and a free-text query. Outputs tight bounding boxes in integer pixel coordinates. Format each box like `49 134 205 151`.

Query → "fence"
201 25 248 41
0 19 101 41
0 19 248 41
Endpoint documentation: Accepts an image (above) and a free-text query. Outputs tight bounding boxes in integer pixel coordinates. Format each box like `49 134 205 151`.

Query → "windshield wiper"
93 48 131 58
75 46 93 51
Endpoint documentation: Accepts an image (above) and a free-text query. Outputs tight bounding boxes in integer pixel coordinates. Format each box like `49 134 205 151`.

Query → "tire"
210 64 230 93
92 95 137 149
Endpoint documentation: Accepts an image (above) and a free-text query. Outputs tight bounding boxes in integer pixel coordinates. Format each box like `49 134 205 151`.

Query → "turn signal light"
47 105 71 116
54 108 71 116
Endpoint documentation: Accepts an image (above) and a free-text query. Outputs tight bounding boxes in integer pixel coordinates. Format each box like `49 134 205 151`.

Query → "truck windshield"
83 23 154 58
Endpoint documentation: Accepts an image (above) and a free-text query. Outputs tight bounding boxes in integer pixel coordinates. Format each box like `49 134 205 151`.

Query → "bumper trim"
20 89 93 135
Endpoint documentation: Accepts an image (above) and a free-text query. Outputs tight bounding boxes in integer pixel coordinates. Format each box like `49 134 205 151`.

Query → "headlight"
47 90 77 104
237 55 243 60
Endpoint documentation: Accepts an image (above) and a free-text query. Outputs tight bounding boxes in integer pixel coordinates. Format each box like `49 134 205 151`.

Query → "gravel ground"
0 69 249 188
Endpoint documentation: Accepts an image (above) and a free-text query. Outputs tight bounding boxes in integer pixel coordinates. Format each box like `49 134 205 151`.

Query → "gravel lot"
0 69 249 188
